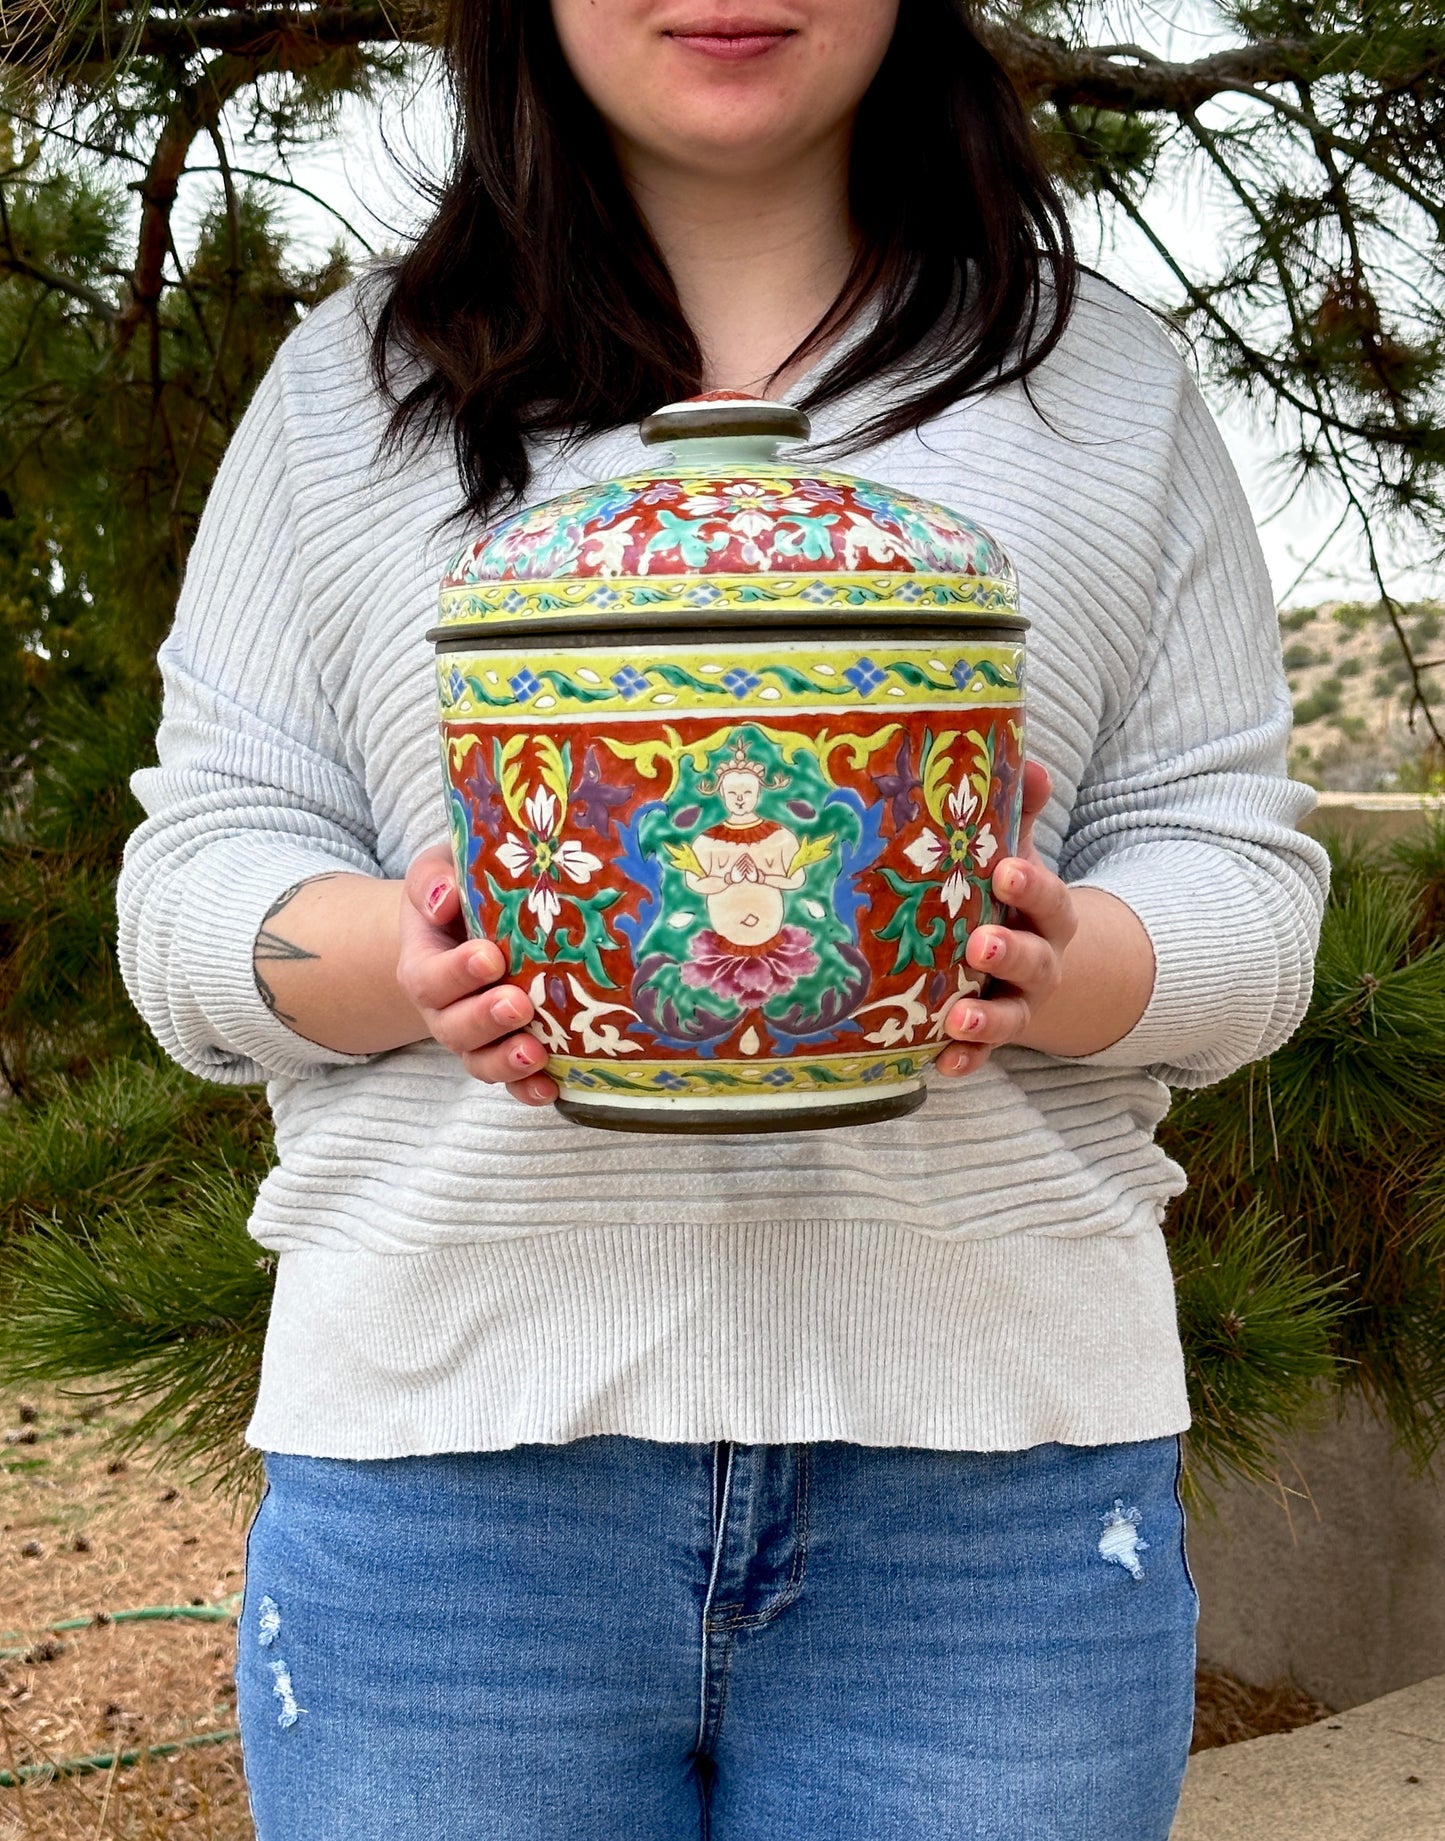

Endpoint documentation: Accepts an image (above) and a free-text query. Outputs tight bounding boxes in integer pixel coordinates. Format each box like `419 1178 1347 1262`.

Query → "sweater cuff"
167 834 385 1082
1058 840 1296 1084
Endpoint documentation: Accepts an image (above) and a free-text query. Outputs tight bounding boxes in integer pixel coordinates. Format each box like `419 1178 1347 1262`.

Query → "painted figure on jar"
677 742 821 1004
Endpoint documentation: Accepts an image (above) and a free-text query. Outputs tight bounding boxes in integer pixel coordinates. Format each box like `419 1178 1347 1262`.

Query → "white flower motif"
839 516 908 570
526 784 556 835
946 781 976 825
578 518 637 577
678 481 775 516
495 784 603 937
528 880 562 934
903 775 998 917
903 828 945 875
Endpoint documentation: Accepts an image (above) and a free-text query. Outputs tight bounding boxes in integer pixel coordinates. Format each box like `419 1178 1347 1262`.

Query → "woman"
117 0 1328 1832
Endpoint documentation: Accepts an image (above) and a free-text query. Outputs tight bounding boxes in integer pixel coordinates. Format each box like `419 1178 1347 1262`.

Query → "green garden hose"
0 1725 239 1789
0 1594 244 1789
0 1593 243 1662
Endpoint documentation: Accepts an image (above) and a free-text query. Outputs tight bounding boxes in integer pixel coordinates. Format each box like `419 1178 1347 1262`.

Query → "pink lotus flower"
681 926 819 1005
495 785 602 937
903 780 998 918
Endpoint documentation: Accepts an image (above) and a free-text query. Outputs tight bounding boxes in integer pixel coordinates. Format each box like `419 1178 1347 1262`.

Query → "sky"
189 6 1440 610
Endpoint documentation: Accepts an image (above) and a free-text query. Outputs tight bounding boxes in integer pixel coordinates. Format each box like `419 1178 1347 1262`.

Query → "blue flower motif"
652 1070 691 1091
445 664 468 705
685 582 725 606
895 579 926 604
611 664 650 699
508 667 541 702
502 589 528 612
843 657 886 695
951 660 976 690
861 1061 888 1082
591 585 621 609
802 580 835 604
721 667 761 699
760 1067 794 1088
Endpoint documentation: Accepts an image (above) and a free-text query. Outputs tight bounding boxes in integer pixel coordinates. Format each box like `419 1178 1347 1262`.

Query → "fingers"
943 990 1032 1050
397 848 508 1010
504 1072 560 1108
429 976 556 1096
964 920 1061 991
937 856 1078 1069
935 1041 992 1079
1015 759 1053 862
460 1025 552 1087
398 927 508 1012
429 982 535 1058
399 848 553 1105
986 857 1077 952
404 846 462 928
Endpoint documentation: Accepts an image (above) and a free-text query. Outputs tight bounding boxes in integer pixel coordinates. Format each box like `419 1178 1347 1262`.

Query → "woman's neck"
617 133 857 398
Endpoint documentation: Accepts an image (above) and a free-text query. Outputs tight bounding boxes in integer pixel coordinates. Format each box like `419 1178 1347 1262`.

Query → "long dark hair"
370 0 1077 521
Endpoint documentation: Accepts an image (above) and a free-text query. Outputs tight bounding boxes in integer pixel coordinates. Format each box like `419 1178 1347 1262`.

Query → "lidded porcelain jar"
429 394 1026 1133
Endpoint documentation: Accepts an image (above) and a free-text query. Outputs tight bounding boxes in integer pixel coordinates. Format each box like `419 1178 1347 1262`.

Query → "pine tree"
0 2 1442 1494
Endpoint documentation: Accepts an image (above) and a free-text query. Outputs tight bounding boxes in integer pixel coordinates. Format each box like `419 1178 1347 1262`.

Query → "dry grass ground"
1192 1667 1332 1751
1 1383 1331 1836
0 1387 251 1839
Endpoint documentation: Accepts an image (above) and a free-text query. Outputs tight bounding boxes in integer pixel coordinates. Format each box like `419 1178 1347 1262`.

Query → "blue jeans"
238 1436 1197 1839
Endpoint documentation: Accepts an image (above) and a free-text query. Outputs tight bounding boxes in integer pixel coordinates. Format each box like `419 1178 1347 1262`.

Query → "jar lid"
430 393 1023 642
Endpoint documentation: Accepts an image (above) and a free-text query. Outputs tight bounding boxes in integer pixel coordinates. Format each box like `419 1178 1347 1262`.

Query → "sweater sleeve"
1055 374 1330 1089
116 346 387 1086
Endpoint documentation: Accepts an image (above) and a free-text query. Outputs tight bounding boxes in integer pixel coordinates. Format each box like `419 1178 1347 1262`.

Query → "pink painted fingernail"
426 880 451 913
493 995 526 1027
511 1039 538 1069
981 936 1004 964
963 1007 985 1033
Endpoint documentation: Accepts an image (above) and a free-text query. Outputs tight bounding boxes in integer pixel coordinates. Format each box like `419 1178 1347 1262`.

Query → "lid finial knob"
639 392 811 448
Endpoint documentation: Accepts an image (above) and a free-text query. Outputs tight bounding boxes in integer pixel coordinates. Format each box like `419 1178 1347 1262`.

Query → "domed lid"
432 394 1020 639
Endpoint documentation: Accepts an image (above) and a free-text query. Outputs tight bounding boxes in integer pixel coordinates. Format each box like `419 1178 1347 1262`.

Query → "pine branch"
116 50 253 341
6 3 1441 114
0 181 120 318
0 0 427 74
979 21 1445 115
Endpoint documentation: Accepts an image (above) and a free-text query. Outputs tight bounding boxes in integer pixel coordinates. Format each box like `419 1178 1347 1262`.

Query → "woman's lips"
665 26 796 58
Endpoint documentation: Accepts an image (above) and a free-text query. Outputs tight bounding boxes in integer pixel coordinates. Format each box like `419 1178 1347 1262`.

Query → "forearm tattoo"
253 874 340 1023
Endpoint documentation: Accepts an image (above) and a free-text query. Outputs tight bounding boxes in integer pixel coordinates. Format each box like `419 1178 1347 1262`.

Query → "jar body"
437 621 1025 1132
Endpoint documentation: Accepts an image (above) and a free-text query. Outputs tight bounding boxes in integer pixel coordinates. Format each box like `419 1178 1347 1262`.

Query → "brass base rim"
554 1086 927 1136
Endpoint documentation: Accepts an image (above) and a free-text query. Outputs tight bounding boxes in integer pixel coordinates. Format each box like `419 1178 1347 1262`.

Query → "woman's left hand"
936 760 1076 1078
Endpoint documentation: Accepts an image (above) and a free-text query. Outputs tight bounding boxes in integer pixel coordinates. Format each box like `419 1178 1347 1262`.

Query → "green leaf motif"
484 873 543 973
876 868 946 974
549 887 625 988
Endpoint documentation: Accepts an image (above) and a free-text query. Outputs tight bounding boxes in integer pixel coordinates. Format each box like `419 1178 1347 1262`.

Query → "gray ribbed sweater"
116 276 1329 1459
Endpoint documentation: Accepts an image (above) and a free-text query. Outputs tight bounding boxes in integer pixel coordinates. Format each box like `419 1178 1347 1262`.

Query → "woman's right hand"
397 846 559 1107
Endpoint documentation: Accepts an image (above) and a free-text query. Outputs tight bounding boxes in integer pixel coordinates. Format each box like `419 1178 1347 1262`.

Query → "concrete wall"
1188 1401 1445 1711
1302 791 1444 847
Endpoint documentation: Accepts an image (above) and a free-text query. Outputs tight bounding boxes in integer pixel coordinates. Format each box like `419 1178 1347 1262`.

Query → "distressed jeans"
237 1434 1197 1839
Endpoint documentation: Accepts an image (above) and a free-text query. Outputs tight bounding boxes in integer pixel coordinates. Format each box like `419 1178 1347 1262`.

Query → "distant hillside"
1281 601 1443 793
